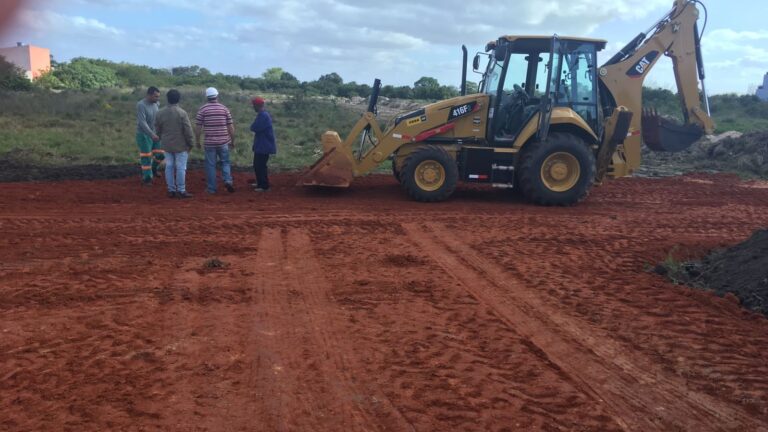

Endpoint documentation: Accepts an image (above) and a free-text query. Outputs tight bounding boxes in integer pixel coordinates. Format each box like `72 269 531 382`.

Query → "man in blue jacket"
250 97 276 191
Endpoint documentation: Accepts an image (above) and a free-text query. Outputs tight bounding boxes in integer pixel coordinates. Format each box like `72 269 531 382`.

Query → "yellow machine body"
299 0 714 206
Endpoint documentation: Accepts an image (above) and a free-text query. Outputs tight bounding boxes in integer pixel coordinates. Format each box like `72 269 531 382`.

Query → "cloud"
18 9 123 38
8 0 758 93
703 28 768 77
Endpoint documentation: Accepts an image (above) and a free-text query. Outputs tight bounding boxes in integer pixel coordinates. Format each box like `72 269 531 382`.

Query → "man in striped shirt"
195 87 236 193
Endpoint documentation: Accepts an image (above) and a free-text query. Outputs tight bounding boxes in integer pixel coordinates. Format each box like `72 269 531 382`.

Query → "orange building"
0 42 51 79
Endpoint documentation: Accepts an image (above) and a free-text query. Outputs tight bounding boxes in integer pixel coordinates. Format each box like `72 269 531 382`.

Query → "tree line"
0 55 471 100
3 54 765 124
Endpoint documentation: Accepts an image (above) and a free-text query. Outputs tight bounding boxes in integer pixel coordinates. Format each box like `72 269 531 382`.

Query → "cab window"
555 42 598 130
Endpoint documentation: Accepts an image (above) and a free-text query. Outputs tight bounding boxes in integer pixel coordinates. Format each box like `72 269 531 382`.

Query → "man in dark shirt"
249 97 276 191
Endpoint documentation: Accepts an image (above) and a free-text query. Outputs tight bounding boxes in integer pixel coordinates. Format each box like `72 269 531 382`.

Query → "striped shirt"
195 101 233 147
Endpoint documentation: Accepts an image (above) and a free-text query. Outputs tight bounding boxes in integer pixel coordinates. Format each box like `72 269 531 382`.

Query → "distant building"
0 42 51 80
757 73 768 101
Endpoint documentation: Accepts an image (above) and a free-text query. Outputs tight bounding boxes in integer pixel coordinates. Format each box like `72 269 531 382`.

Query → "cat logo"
627 51 659 78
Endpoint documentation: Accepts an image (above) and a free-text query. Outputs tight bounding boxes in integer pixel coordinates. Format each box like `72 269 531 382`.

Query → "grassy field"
2 88 766 177
643 88 768 133
0 88 361 170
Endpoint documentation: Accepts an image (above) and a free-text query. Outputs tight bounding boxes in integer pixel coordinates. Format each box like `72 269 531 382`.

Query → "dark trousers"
253 153 270 189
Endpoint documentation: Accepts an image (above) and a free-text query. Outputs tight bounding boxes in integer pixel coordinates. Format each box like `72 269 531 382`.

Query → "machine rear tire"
401 145 458 202
517 133 595 206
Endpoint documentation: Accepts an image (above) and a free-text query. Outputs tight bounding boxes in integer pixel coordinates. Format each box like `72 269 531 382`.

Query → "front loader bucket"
297 146 355 187
298 131 356 187
642 109 705 152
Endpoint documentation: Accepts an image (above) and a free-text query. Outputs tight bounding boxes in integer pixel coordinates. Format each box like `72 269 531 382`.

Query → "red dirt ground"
1 171 768 431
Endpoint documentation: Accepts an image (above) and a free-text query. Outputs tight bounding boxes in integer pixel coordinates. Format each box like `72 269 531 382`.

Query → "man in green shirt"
136 86 165 185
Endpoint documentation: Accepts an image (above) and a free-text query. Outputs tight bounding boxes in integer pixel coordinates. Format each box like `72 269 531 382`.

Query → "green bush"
53 58 119 90
0 55 32 91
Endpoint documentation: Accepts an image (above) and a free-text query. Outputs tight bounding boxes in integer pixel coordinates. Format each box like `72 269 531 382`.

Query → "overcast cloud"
2 0 765 94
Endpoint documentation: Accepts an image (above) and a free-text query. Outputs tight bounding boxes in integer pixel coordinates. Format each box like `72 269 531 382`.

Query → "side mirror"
473 54 480 71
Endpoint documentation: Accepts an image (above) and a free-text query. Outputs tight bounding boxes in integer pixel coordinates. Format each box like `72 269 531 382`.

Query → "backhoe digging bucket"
642 109 705 152
297 132 355 187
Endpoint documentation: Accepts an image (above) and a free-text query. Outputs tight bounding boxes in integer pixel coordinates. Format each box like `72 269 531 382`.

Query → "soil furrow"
402 222 759 431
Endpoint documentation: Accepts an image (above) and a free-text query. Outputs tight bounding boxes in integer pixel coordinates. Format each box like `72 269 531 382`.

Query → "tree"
318 72 343 86
413 76 441 99
262 67 284 82
337 81 360 98
279 71 300 89
311 72 344 95
171 65 203 77
381 85 412 99
53 58 119 89
414 76 439 88
33 69 65 89
439 85 459 99
465 81 479 94
115 63 161 87
0 55 32 91
392 86 413 99
240 77 266 91
355 83 372 98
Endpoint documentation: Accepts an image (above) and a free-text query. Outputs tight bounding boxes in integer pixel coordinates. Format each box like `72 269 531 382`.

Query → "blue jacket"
250 111 276 154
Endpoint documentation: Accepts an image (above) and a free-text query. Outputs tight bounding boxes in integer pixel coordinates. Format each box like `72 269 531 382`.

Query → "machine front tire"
517 133 595 206
401 145 458 202
391 156 401 183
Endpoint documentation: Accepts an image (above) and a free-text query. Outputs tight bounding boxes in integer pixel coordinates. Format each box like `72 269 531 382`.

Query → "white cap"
205 87 218 98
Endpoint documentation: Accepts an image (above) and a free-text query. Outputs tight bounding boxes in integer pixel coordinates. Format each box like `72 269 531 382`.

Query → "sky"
1 0 766 95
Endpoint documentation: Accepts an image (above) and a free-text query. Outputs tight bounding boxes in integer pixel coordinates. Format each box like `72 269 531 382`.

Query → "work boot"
177 191 193 199
225 183 235 193
167 191 177 198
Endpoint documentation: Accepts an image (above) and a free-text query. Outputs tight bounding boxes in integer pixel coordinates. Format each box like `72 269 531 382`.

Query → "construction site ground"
1 171 768 431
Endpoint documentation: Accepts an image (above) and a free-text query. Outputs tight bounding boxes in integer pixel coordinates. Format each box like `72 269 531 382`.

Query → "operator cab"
476 36 606 145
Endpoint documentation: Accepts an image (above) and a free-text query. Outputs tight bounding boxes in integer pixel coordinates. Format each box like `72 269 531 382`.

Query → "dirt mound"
665 229 768 315
340 96 423 122
0 157 251 183
0 157 139 182
640 131 768 178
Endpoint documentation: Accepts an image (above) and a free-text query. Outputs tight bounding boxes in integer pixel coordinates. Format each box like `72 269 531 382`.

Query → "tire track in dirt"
465 218 768 423
150 227 413 431
282 228 416 431
234 227 371 431
402 222 760 431
307 222 624 431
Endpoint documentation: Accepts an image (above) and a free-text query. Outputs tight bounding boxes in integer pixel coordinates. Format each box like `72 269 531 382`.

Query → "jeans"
164 151 189 193
253 153 270 190
204 145 233 193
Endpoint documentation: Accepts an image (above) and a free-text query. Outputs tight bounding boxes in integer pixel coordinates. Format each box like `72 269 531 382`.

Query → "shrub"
0 55 32 91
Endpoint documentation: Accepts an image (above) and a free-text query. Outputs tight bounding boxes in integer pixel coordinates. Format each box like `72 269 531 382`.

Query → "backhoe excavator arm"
599 0 714 176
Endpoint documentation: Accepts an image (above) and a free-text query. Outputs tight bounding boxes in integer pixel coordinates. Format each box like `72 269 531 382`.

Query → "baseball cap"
251 96 265 106
205 87 219 98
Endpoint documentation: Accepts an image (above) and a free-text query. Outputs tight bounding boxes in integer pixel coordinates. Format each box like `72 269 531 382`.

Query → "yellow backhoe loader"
299 0 714 205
